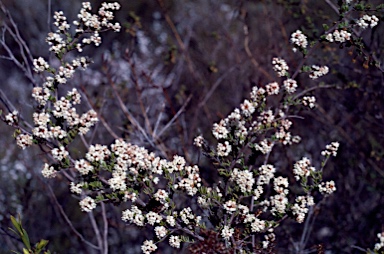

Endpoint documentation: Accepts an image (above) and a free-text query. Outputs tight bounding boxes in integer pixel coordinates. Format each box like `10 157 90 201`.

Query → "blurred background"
0 0 383 253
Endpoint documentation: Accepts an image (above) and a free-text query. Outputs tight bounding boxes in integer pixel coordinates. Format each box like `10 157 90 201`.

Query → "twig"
106 69 156 147
88 211 104 253
156 94 192 138
101 201 109 254
46 183 100 250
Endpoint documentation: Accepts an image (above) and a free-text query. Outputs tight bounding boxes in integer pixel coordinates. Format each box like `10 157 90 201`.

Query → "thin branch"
106 70 156 147
198 66 238 108
88 211 103 253
156 0 204 84
101 202 109 254
46 183 100 250
156 94 192 138
80 85 120 140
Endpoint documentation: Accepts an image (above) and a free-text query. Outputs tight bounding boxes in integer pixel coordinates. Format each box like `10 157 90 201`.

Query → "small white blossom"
357 15 379 29
5 111 18 126
193 135 205 147
146 212 162 225
290 30 308 49
302 96 316 108
217 141 232 157
154 226 167 239
283 79 297 93
212 119 229 139
169 235 181 248
224 200 237 213
319 181 336 194
42 163 56 178
293 157 315 181
166 215 176 227
16 134 33 149
309 65 329 79
240 99 255 117
221 225 234 240
374 232 384 251
266 82 280 95
321 142 340 157
141 240 157 254
33 57 50 72
231 168 254 193
272 57 289 77
70 182 84 194
75 159 94 175
79 196 96 212
51 146 69 161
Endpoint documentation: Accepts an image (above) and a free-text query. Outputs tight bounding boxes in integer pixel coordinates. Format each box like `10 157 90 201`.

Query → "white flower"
16 134 33 149
212 119 229 139
166 215 176 227
141 240 157 254
266 82 280 95
357 15 379 29
302 96 316 108
309 65 329 79
70 182 84 194
146 212 162 225
221 225 234 240
231 168 254 193
319 181 336 194
169 235 181 248
283 79 297 93
75 159 94 175
154 226 167 239
224 200 237 213
193 135 205 147
240 99 255 117
51 146 69 161
217 141 232 157
321 142 340 157
79 196 96 212
272 57 289 77
42 163 56 178
290 30 308 49
293 157 315 181
86 144 111 162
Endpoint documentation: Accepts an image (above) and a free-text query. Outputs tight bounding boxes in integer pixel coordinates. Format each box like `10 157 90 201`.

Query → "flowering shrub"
0 0 383 253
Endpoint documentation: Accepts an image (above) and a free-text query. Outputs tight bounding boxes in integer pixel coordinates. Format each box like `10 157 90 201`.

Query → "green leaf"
10 216 23 235
21 228 31 250
35 239 49 253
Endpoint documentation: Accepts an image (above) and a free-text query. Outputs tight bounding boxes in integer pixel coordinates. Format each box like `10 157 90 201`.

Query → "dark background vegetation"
0 0 383 253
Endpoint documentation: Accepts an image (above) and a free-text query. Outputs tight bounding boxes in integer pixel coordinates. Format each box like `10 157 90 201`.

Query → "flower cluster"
357 15 379 29
293 157 315 181
79 196 97 212
325 30 351 43
302 96 316 108
272 57 289 77
283 79 298 94
221 226 234 240
309 65 329 79
16 134 33 149
141 240 157 254
4 110 18 126
290 30 308 50
318 180 336 195
374 232 384 251
321 142 340 157
41 163 56 178
291 196 315 223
